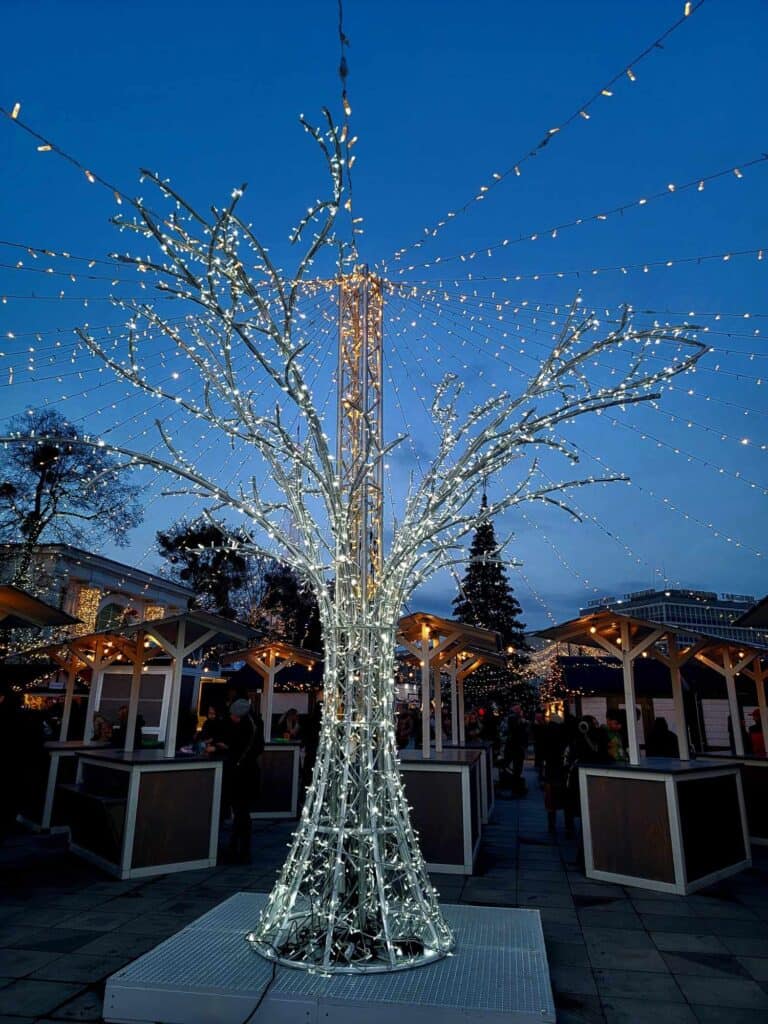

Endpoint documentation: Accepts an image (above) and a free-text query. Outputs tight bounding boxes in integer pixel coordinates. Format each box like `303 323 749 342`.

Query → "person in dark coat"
532 712 546 778
301 700 323 786
200 705 227 753
0 685 21 841
540 715 574 836
563 715 611 822
645 717 679 758
223 698 264 863
110 705 145 749
499 706 529 793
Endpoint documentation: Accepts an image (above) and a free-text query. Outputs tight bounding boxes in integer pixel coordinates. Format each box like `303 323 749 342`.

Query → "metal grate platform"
104 892 555 1024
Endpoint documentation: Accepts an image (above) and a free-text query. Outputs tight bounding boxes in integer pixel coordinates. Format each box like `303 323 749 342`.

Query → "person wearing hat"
223 698 264 863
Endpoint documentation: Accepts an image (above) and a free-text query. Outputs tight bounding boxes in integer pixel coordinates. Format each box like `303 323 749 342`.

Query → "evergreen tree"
255 563 323 652
452 494 532 701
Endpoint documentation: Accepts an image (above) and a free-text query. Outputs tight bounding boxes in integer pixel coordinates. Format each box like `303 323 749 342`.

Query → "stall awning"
221 640 320 670
397 612 502 654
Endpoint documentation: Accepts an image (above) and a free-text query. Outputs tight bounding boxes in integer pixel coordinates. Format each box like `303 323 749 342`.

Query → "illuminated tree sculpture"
2 111 704 972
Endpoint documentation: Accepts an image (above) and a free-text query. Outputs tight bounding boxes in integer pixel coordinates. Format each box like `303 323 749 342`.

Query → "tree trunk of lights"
248 268 454 972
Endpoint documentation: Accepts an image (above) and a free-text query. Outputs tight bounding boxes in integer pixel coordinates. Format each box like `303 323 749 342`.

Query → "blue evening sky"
1 0 766 624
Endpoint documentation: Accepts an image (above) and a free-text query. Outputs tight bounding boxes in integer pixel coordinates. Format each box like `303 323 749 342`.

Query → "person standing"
0 685 21 841
224 698 264 863
645 717 679 758
110 704 145 749
532 711 546 778
605 711 628 763
500 705 529 794
540 714 573 836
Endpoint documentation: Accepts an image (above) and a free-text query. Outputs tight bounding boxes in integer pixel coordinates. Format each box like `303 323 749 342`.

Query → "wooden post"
457 675 466 745
620 620 640 765
124 632 145 754
449 659 458 745
723 649 745 757
58 657 78 742
433 664 443 753
84 637 104 741
163 619 186 757
667 636 690 761
420 625 431 760
264 648 276 742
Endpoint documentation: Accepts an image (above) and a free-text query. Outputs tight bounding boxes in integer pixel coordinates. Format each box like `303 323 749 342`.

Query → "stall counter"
399 748 483 874
60 748 222 879
579 758 751 894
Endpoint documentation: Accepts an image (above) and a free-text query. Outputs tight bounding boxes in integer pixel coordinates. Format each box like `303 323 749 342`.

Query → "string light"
392 153 767 273
390 0 710 261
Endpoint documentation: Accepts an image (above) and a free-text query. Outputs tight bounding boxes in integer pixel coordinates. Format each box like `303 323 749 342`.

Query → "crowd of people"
394 699 690 841
3 674 766 862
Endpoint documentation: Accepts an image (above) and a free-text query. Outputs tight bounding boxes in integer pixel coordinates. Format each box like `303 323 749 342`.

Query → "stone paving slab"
1 765 766 1023
0 981 84 1017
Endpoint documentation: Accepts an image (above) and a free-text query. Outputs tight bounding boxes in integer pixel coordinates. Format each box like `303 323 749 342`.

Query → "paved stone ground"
1 767 767 1023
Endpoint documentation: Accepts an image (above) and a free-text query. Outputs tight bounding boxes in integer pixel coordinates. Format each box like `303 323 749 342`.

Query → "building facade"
0 544 193 633
580 588 768 646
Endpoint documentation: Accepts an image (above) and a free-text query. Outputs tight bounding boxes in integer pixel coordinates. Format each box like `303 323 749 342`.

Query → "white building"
0 543 193 633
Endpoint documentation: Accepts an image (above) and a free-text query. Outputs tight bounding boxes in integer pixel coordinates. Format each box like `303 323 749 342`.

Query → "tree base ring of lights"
247 922 453 974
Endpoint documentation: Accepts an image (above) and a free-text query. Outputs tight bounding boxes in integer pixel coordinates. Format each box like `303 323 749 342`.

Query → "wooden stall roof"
24 609 260 665
221 640 321 669
536 609 672 649
537 610 768 660
0 584 80 630
397 612 501 652
399 642 508 669
119 609 259 650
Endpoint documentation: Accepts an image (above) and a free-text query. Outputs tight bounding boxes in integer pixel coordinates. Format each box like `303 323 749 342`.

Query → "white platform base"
104 892 554 1024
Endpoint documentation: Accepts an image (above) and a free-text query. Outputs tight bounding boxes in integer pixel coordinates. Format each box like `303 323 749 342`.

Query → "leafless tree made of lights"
4 112 704 972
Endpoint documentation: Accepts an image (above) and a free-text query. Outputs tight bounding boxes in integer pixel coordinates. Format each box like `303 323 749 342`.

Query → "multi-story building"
580 588 768 647
0 543 193 633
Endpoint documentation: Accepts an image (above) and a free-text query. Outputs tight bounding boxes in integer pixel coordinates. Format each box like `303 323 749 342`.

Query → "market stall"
538 611 756 892
59 747 222 879
24 611 257 869
397 613 504 825
683 639 767 846
399 747 483 874
579 758 750 894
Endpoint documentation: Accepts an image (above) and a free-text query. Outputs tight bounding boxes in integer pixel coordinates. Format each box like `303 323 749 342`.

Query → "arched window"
96 598 138 632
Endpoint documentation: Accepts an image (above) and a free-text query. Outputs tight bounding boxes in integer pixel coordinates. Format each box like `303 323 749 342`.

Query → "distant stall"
396 612 504 870
398 615 505 825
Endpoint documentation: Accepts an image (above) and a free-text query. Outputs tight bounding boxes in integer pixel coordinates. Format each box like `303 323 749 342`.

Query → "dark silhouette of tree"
156 515 267 620
256 563 323 651
452 494 531 700
0 408 143 585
